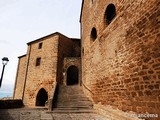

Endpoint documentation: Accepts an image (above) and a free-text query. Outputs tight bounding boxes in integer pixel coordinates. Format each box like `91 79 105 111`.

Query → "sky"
0 0 82 97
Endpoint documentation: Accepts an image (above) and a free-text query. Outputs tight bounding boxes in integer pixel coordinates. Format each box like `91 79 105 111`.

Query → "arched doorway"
67 66 79 85
36 88 48 106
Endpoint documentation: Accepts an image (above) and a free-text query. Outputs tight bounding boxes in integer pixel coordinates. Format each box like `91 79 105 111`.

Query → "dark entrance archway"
36 88 48 106
67 65 79 85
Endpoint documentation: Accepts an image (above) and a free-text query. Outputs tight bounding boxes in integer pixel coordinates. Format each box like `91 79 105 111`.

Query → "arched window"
90 27 97 42
105 4 116 25
91 0 94 4
36 88 48 106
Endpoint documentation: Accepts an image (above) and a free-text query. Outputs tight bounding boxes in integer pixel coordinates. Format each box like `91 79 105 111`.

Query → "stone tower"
13 32 81 107
80 0 160 118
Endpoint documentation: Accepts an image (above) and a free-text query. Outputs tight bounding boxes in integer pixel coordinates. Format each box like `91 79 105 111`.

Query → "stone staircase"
52 85 94 113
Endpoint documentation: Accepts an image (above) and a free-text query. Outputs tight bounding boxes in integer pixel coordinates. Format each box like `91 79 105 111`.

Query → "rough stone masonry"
13 0 160 119
80 0 160 119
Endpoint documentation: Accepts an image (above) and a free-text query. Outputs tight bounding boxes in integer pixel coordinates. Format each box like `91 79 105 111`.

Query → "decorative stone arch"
36 88 48 106
63 57 81 86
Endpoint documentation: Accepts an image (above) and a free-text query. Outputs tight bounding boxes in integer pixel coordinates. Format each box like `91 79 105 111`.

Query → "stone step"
51 109 95 113
57 96 89 99
56 99 92 103
56 97 91 101
53 106 92 109
56 105 93 107
53 85 93 112
57 96 88 100
55 101 92 105
56 101 92 105
56 103 93 107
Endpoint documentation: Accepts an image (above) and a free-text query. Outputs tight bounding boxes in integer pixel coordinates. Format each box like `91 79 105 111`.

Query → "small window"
36 57 41 66
91 27 97 42
105 4 116 25
38 43 43 49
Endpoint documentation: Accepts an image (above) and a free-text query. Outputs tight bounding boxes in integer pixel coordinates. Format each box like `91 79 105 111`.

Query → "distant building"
13 32 81 107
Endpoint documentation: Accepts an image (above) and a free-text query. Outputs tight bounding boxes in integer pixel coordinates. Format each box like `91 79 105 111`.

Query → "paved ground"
0 108 108 120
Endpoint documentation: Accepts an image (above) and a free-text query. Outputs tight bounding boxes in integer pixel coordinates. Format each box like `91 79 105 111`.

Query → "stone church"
14 0 159 119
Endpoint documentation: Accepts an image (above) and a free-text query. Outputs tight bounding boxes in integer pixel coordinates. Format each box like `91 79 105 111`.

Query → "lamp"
0 57 9 88
2 57 9 65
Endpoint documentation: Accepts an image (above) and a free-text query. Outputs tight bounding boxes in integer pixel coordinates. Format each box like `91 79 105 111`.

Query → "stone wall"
13 55 27 99
14 33 81 107
57 36 81 85
71 38 81 57
81 0 160 118
23 35 59 107
56 35 75 84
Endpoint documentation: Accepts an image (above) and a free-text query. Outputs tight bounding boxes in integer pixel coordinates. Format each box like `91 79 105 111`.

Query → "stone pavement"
0 108 109 120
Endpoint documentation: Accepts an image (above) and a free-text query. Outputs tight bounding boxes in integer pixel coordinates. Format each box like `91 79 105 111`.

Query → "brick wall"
14 33 81 107
56 35 81 84
81 0 160 118
71 38 81 57
56 35 74 84
23 35 59 107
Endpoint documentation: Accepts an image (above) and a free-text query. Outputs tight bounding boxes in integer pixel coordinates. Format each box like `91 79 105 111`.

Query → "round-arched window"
90 27 97 42
105 4 116 25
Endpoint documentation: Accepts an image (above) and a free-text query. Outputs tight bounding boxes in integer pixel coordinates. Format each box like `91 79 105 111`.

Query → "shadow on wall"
0 100 24 119
0 99 24 109
0 108 42 120
0 109 16 120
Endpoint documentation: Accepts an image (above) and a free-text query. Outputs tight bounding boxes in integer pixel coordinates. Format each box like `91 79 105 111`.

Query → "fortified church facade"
14 0 160 118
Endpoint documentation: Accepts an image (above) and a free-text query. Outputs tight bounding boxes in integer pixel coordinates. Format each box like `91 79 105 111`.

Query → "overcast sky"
0 0 82 96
